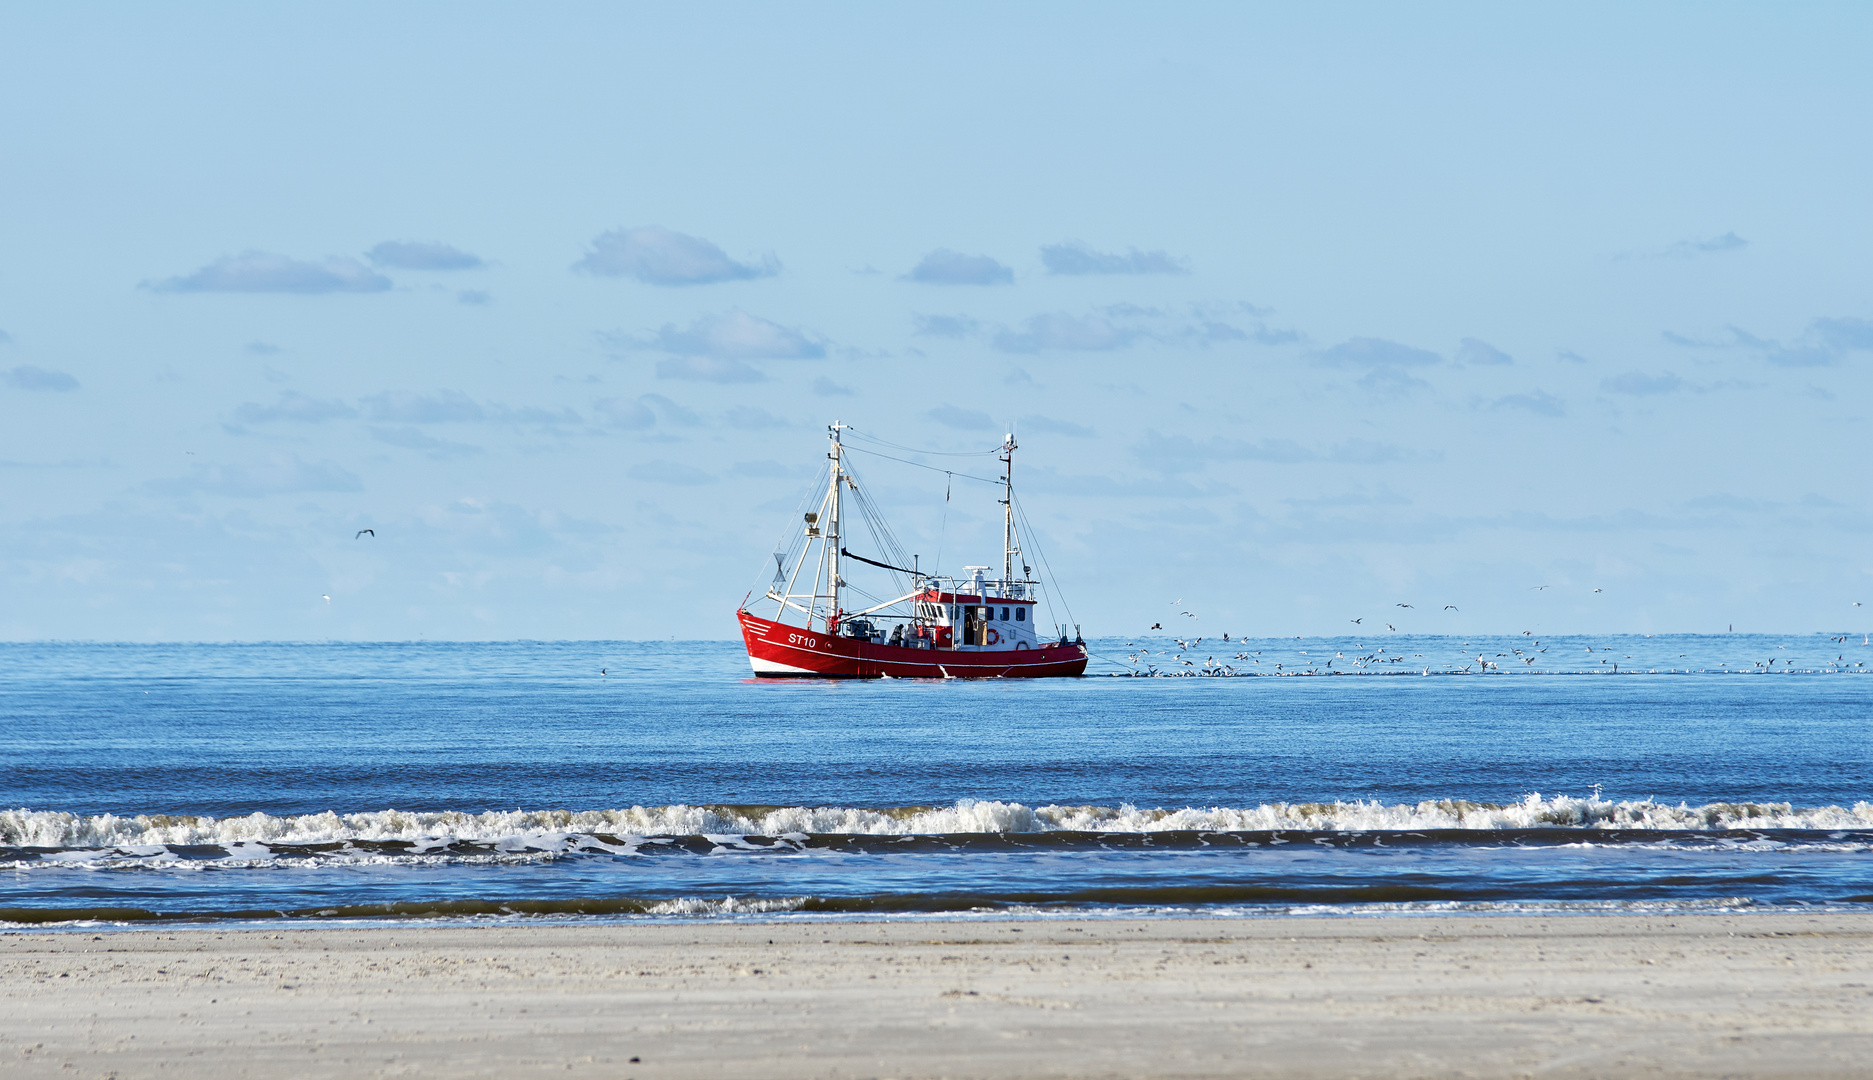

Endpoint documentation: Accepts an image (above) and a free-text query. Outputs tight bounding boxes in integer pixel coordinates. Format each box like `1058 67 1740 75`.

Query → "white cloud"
148 453 363 498
1493 390 1565 416
994 312 1136 353
928 404 995 430
369 426 481 457
146 251 391 294
624 309 826 362
360 390 485 423
913 313 979 337
1040 241 1189 275
1601 372 1684 395
366 240 484 270
232 391 355 423
4 365 79 392
813 376 854 396
903 249 1013 285
574 226 774 285
1456 338 1513 365
1019 415 1096 438
1313 337 1443 368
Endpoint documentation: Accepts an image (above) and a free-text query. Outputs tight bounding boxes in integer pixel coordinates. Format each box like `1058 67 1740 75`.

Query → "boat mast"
825 421 845 631
1000 431 1017 594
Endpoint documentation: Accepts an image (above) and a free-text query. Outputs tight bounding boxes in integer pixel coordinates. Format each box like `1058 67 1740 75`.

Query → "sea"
2 634 1869 929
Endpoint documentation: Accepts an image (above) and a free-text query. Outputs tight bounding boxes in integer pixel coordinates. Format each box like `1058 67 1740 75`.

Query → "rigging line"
844 428 1002 457
1013 493 1077 631
840 444 1002 484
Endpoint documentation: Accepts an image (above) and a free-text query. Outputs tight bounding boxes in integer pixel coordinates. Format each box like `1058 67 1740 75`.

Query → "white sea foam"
5 794 1873 850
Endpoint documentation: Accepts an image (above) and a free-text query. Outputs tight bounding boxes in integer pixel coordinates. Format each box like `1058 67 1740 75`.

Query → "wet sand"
4 913 1871 1078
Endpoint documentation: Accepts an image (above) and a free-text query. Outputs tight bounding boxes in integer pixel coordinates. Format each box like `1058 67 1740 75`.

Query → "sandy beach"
2 913 1870 1078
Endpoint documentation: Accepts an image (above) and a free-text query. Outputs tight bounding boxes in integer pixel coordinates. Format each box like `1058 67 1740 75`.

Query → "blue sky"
1 3 1868 641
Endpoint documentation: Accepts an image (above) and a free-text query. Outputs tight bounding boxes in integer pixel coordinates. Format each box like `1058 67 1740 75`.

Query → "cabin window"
1001 607 1010 620
1015 607 1026 621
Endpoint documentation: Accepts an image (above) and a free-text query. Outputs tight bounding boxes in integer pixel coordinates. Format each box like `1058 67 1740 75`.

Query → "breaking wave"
7 794 1873 850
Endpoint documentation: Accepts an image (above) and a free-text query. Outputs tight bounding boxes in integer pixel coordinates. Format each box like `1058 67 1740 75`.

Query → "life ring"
987 627 1001 645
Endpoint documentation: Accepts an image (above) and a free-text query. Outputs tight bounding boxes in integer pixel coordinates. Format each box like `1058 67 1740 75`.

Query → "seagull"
600 668 608 676
355 529 374 539
1443 605 1458 611
321 594 331 603
1531 586 1550 591
1396 603 1413 609
1171 598 1182 606
1593 588 1602 593
1351 618 1363 625
1386 624 1395 631
1150 622 1162 630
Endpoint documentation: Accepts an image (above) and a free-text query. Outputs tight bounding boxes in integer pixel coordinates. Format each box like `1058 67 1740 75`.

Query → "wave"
7 795 1873 850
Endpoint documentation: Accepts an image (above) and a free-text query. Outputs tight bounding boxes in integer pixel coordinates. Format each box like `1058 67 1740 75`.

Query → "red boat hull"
737 611 1087 678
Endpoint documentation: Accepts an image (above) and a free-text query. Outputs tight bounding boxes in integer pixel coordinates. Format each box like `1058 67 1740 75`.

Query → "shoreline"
5 912 1870 1078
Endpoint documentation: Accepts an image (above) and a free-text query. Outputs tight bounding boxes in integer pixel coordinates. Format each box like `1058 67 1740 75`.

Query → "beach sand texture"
4 914 1871 1078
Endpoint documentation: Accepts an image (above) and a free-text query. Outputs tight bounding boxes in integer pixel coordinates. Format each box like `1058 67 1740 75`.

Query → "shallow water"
2 635 1868 925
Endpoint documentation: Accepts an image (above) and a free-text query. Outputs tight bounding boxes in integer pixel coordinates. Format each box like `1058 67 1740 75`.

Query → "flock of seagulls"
1116 595 1869 677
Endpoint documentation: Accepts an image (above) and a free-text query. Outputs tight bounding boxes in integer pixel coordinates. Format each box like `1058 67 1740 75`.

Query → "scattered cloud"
1812 316 1873 351
457 290 491 307
630 310 826 361
903 249 1013 286
1456 338 1513 365
725 406 788 430
627 460 716 485
233 391 355 423
573 226 774 285
5 365 79 392
148 453 363 498
1133 431 1430 472
913 313 979 338
146 251 391 294
1666 231 1747 257
1019 415 1096 438
1601 372 1685 395
360 390 485 423
369 426 481 457
1763 346 1836 368
1313 338 1443 369
366 240 484 270
812 376 854 397
730 460 806 479
994 312 1137 353
655 357 767 383
0 329 10 345
594 398 654 429
245 341 281 356
1040 241 1189 276
928 404 996 430
1557 350 1588 363
1493 389 1565 417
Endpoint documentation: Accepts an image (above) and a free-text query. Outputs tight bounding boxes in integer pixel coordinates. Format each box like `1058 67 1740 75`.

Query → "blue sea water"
1 634 1869 927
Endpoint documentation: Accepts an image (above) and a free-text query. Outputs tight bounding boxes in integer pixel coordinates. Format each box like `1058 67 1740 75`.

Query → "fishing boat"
737 422 1088 678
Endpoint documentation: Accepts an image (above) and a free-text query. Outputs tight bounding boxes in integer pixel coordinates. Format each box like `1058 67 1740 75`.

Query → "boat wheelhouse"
737 422 1087 678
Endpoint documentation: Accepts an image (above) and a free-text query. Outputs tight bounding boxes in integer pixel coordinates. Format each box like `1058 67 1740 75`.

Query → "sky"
1 3 1869 642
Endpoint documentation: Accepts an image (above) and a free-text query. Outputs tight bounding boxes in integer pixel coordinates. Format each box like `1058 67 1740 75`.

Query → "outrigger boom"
737 422 1088 678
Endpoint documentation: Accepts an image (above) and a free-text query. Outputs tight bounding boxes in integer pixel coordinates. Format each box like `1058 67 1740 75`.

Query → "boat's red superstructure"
737 423 1087 679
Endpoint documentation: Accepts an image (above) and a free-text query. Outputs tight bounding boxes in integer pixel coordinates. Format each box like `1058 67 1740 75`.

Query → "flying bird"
321 594 331 603
1443 605 1458 611
1351 618 1362 625
1396 603 1413 609
1531 586 1550 591
355 529 374 539
1593 588 1602 593
1150 622 1162 630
